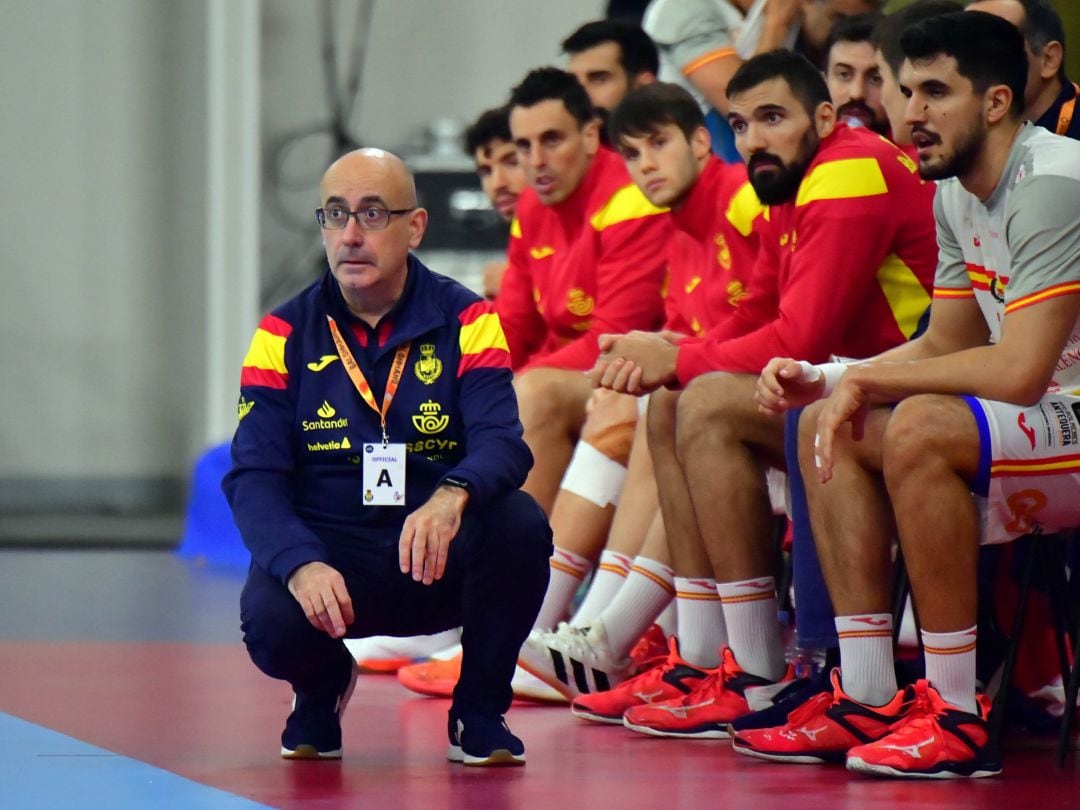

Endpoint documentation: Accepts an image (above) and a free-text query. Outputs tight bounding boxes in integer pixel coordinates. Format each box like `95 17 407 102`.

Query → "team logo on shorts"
1017 412 1037 450
1005 489 1047 534
414 343 443 385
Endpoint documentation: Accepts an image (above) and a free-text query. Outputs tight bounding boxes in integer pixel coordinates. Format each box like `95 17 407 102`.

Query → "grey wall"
0 0 601 518
1 1 208 512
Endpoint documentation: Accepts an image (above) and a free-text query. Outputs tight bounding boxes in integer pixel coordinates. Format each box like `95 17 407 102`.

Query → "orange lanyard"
1056 83 1079 136
326 315 410 445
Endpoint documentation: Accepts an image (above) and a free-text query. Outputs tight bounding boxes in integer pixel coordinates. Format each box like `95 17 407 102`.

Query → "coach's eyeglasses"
316 204 415 231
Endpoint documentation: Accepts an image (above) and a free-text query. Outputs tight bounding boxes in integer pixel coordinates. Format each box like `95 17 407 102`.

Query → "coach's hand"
287 561 354 638
399 485 468 585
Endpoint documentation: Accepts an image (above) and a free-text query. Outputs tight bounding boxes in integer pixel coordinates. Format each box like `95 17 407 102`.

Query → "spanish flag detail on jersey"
1006 281 1080 315
877 253 932 339
457 301 511 376
724 181 766 237
795 157 888 207
241 314 291 389
589 183 668 231
933 285 977 301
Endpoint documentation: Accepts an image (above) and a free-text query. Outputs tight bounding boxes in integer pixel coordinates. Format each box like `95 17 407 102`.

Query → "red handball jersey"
663 157 764 337
675 124 938 384
496 147 671 372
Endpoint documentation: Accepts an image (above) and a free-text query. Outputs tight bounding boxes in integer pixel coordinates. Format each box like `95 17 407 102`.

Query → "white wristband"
817 362 849 395
795 361 823 383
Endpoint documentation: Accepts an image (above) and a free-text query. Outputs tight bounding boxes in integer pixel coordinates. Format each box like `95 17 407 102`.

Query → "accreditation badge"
362 443 407 506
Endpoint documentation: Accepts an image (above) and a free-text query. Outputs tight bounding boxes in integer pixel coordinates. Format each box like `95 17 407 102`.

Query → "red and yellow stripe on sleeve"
933 285 976 301
240 314 291 389
458 301 511 375
1006 281 1080 314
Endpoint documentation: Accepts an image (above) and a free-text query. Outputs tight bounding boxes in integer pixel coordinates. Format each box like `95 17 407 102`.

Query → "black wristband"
441 476 472 492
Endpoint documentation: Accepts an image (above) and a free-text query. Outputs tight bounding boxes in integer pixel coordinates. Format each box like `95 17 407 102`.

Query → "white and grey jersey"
932 124 1080 392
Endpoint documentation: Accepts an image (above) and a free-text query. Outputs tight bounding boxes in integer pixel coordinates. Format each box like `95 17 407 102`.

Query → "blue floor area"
0 713 269 810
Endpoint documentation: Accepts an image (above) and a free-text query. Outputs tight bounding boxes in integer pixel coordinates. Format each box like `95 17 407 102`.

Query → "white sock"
598 557 675 658
534 547 592 630
717 577 786 681
835 613 899 707
571 550 633 627
656 601 677 637
922 626 979 714
674 576 725 668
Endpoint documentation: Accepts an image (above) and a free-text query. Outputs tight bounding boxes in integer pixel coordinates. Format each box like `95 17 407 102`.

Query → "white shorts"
966 393 1080 545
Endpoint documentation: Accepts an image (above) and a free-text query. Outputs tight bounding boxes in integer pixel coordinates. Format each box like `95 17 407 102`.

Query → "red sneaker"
846 680 1001 779
628 624 669 673
731 668 910 764
622 647 793 739
571 636 713 724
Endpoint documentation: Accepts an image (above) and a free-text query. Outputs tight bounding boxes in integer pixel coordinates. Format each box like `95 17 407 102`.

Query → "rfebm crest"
414 343 442 384
412 400 449 435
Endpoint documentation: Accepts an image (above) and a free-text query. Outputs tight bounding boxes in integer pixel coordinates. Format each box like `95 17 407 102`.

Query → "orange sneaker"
732 668 910 764
846 680 1001 779
622 647 793 739
397 648 462 698
571 636 713 724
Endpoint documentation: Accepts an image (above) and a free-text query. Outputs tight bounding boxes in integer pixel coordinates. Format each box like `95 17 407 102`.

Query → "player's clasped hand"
287 561 355 638
755 357 826 415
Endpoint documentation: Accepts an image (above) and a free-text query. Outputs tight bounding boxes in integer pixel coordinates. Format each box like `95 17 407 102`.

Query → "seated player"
738 12 1080 779
518 81 765 703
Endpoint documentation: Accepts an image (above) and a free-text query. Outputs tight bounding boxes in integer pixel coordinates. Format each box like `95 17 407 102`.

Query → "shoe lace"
784 690 834 727
553 626 602 661
886 683 936 734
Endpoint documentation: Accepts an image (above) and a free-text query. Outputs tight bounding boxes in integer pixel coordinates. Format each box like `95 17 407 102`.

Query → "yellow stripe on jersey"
510 217 522 238
876 254 932 339
1005 281 1080 314
242 328 287 373
795 158 888 207
590 184 668 231
459 311 510 354
725 182 766 237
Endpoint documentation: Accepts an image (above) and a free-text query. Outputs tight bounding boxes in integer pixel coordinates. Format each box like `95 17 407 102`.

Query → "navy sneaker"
446 711 526 766
729 672 831 733
280 650 358 759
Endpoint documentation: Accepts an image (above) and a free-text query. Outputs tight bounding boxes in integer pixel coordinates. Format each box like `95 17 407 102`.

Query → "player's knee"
514 368 586 429
578 397 635 462
882 395 963 481
674 373 740 456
